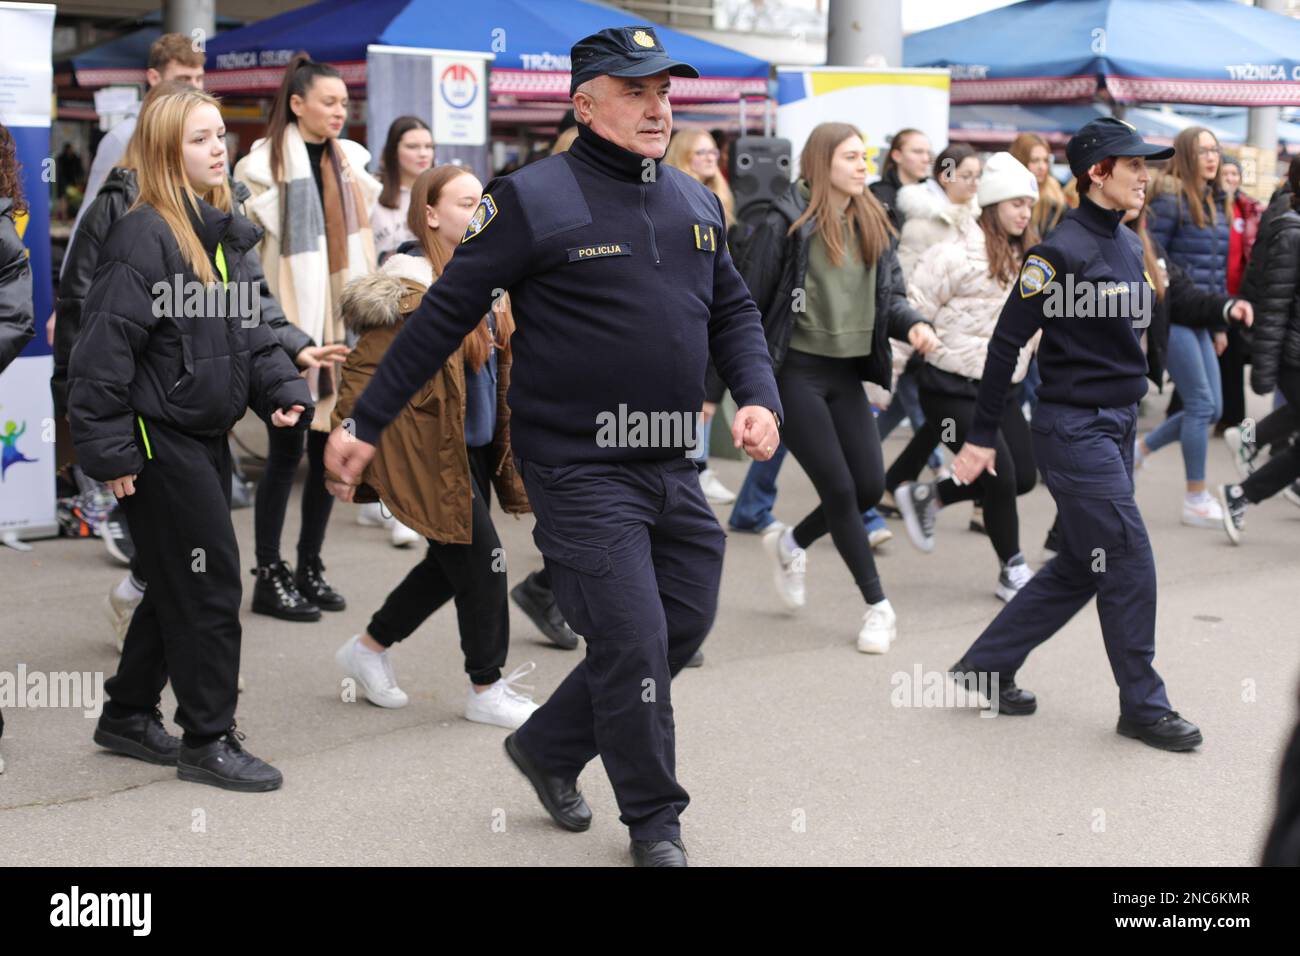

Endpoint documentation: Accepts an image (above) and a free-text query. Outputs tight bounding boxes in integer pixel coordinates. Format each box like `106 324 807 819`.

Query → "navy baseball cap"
1066 117 1174 177
569 26 699 97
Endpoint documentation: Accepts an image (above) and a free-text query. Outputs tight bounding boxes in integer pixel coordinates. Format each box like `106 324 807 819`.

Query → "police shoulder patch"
461 193 498 244
1019 254 1056 299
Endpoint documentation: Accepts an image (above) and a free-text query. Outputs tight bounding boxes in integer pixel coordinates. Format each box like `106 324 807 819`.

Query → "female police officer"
947 118 1203 752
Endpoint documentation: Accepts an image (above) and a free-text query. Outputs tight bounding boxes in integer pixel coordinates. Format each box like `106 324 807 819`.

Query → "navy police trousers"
960 402 1173 723
514 456 725 841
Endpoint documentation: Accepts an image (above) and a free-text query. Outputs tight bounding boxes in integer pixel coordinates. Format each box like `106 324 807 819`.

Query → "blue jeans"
727 427 886 533
1143 325 1223 483
1021 356 1042 411
689 417 710 469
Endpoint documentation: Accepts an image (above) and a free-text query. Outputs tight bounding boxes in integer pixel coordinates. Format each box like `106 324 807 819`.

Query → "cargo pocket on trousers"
530 521 637 641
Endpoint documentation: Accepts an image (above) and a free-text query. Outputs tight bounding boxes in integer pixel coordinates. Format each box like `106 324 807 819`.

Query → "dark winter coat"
53 168 312 416
67 198 312 481
0 197 33 374
1244 206 1300 395
1148 183 1230 294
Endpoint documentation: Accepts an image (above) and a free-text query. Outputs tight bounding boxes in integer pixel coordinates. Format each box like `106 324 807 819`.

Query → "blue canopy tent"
948 103 1240 146
58 12 245 89
905 0 1300 107
202 0 768 103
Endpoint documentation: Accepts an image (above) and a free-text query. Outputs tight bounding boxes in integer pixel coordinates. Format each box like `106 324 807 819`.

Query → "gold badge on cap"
632 29 656 48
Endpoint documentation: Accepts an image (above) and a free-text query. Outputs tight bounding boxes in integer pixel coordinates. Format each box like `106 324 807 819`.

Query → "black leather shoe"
177 726 283 792
1117 711 1203 752
949 658 1037 715
630 838 688 867
504 732 591 831
295 556 346 612
251 561 321 622
510 572 579 649
94 707 181 765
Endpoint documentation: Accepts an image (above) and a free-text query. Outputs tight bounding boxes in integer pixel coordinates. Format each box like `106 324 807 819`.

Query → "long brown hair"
265 52 344 183
408 165 514 372
0 123 27 217
880 128 925 183
1135 202 1169 303
1165 126 1224 230
790 122 895 266
378 115 431 210
130 88 233 285
664 128 735 226
978 205 1040 286
1009 132 1066 234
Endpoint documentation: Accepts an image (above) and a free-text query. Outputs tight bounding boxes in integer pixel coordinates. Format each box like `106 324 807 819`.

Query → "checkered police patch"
1019 254 1056 298
461 194 498 244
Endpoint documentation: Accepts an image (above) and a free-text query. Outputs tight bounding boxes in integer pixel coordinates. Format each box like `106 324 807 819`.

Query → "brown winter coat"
332 253 529 544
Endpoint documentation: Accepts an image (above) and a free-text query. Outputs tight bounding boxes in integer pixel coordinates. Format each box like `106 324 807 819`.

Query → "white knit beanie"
977 151 1039 208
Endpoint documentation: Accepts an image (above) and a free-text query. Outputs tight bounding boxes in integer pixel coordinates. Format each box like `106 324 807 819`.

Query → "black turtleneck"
351 122 782 463
970 193 1152 447
568 122 664 181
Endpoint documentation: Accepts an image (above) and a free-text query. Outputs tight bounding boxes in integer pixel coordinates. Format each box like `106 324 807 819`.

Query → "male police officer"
325 27 782 866
945 118 1203 752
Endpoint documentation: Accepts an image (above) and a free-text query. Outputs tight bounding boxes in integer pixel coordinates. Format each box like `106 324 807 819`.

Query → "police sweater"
969 195 1152 448
350 123 782 464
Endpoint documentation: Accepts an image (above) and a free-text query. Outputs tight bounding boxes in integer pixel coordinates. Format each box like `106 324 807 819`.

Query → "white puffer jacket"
895 179 980 279
907 222 1039 385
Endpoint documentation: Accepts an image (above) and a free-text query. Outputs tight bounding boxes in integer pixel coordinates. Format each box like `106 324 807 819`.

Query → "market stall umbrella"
905 0 1300 107
58 12 245 88
202 0 768 102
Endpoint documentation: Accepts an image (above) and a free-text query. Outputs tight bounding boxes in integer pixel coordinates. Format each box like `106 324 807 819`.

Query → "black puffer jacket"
53 168 312 416
0 197 33 373
67 198 313 481
732 180 929 393
1245 206 1300 395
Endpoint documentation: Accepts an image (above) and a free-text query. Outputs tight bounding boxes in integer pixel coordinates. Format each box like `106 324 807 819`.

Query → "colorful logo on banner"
0 415 36 480
439 63 479 110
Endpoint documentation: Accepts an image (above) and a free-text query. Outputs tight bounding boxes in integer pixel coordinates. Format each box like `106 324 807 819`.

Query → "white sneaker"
335 634 409 708
856 599 897 654
995 556 1035 603
868 526 893 549
390 519 420 548
464 662 540 729
699 468 736 505
1222 426 1257 480
1181 493 1224 529
356 502 387 527
762 527 806 609
104 580 141 654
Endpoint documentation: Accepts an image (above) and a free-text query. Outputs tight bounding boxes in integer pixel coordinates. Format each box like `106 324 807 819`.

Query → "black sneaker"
1222 426 1258 480
1219 484 1247 545
968 504 987 536
295 556 346 612
1116 711 1203 752
251 561 321 622
177 726 283 792
896 481 938 553
510 571 579 649
93 707 181 765
100 504 135 566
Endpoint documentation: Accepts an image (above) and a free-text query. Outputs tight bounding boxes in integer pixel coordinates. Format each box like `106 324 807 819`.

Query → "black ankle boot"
251 561 321 622
296 556 346 612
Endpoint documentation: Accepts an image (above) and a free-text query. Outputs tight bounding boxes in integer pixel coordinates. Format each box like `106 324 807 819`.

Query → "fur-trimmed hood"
896 178 979 228
340 253 434 333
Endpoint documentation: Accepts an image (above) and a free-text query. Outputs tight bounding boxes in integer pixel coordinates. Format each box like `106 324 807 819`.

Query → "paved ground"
1 389 1296 866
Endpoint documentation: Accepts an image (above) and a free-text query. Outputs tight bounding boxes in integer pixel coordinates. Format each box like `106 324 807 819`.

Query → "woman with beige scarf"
235 52 380 622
